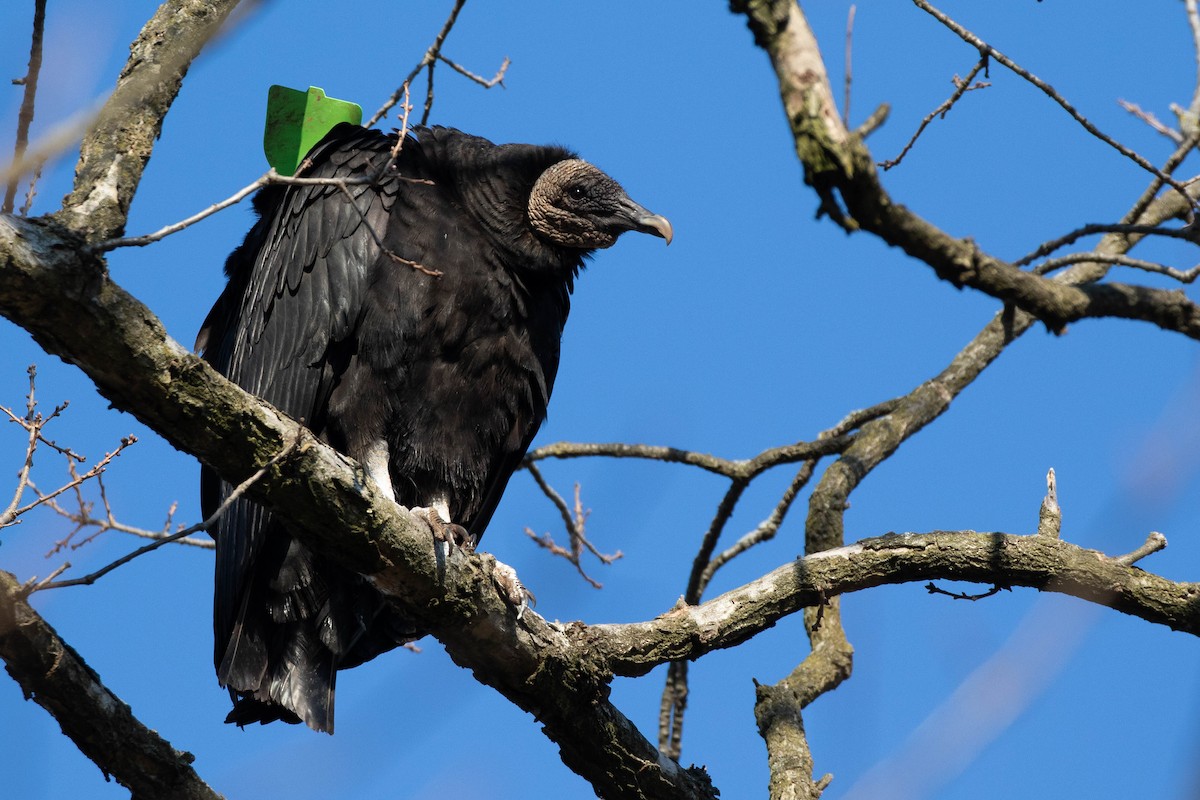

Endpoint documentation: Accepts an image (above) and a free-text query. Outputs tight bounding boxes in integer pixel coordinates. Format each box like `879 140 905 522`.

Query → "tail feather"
215 521 408 733
223 624 337 732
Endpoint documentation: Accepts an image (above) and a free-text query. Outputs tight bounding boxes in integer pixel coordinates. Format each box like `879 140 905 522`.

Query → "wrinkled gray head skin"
528 158 673 249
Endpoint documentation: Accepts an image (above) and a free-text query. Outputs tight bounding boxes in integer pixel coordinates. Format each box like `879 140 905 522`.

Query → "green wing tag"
263 85 363 176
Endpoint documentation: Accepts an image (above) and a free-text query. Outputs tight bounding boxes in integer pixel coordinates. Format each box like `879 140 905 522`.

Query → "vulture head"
528 159 673 250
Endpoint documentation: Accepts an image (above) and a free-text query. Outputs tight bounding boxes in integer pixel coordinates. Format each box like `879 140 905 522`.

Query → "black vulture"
196 123 671 733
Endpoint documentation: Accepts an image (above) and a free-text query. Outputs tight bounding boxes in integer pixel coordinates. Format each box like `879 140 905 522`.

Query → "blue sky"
2 1 1199 798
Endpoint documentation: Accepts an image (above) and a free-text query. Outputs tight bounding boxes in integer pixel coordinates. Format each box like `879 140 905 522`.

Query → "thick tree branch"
0 570 221 800
756 675 831 800
587 530 1200 677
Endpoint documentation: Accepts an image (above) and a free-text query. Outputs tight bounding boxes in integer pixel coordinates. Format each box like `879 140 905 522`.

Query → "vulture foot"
415 506 476 559
492 561 537 619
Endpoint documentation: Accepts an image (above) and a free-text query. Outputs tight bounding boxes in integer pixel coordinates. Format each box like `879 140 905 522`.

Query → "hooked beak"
616 196 673 245
632 211 673 245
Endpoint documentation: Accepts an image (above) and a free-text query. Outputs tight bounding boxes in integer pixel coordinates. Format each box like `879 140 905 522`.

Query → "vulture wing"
198 125 405 730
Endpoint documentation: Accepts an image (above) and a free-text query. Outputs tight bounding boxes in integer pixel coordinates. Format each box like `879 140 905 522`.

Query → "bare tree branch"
0 570 222 800
33 474 209 552
523 466 620 588
364 0 496 126
588 528 1195 678
1018 222 1196 271
0 366 47 528
911 0 1196 211
33 430 301 592
527 433 856 480
4 0 46 215
1186 0 1200 118
9 436 135 527
881 57 990 170
1114 531 1168 567
1032 252 1200 282
843 4 856 127
437 52 510 89
1119 99 1183 143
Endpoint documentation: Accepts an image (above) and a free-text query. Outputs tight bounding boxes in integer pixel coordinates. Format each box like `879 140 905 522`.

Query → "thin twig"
659 660 688 759
93 166 432 254
743 432 858 476
1015 222 1200 268
1114 531 1168 567
1118 99 1183 143
32 515 193 593
0 367 43 528
381 83 414 178
4 0 46 214
333 181 443 277
684 479 749 604
36 476 210 553
91 173 270 252
924 582 1010 601
1116 132 1200 230
697 461 818 594
1187 0 1200 118
366 0 468 128
1032 252 1200 282
526 463 576 539
19 162 42 216
422 54 438 125
843 5 856 128
437 53 510 89
881 57 989 170
1 398 79 461
21 562 70 593
526 441 743 477
912 0 1197 212
32 431 303 592
526 432 856 481
11 437 136 525
524 465 619 588
364 0 507 129
0 367 104 531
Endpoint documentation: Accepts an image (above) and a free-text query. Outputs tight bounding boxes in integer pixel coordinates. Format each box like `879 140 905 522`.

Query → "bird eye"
567 185 587 201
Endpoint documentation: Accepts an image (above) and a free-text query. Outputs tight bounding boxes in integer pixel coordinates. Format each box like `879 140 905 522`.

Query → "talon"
492 561 536 618
414 507 471 547
446 523 476 552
